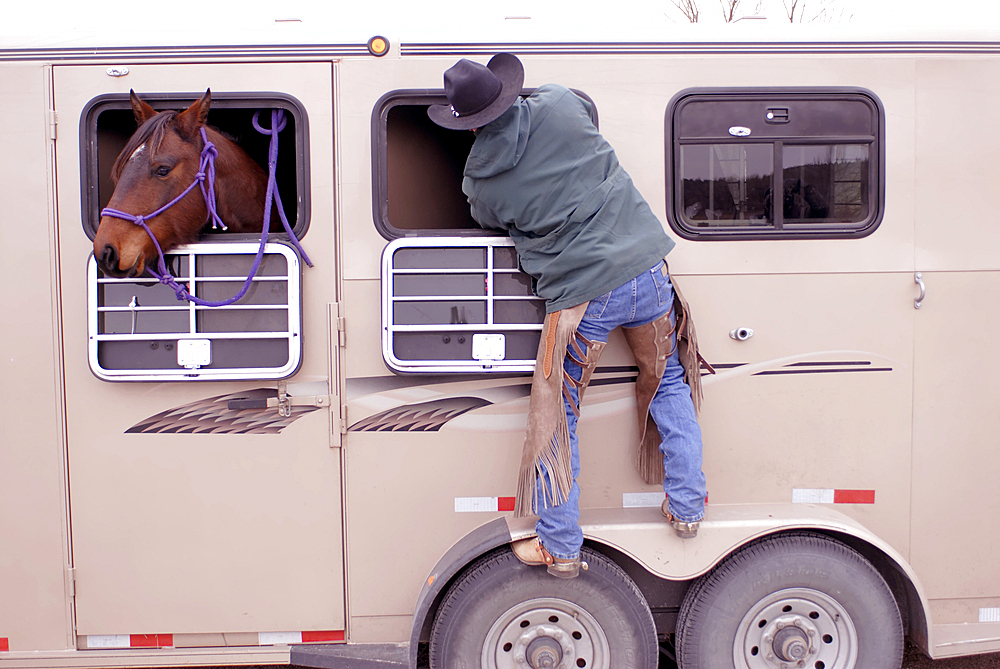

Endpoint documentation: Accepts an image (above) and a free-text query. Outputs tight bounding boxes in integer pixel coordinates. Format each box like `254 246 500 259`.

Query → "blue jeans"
535 260 707 559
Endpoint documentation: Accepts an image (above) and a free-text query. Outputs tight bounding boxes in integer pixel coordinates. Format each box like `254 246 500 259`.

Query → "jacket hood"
463 98 531 179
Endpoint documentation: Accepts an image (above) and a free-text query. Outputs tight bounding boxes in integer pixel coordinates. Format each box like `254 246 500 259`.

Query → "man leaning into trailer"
428 53 710 579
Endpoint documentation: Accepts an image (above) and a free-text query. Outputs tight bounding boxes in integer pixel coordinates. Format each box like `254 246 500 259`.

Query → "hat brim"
428 53 525 131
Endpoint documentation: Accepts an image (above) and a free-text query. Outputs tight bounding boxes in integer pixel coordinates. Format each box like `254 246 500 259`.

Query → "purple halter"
100 108 312 307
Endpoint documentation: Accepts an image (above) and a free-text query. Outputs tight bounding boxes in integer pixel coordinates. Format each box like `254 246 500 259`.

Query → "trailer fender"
571 503 931 651
407 516 513 669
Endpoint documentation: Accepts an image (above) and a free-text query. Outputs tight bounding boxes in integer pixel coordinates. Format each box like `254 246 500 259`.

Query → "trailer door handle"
914 272 925 309
227 395 333 411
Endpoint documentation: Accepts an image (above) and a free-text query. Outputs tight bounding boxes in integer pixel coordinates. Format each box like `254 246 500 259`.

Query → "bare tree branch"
782 0 853 23
720 0 741 22
670 0 701 23
719 0 764 22
782 0 800 22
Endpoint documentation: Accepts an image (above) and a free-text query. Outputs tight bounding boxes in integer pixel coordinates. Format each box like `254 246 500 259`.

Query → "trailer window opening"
373 89 599 240
386 104 479 233
82 93 310 241
667 89 884 240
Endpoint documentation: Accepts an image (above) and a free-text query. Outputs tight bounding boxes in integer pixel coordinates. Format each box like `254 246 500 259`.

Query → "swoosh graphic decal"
126 389 319 435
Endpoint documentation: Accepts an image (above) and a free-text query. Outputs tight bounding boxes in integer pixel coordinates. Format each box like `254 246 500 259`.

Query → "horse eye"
154 165 171 177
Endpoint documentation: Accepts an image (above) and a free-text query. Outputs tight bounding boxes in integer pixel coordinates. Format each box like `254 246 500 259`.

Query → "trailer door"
910 57 1000 653
52 62 344 646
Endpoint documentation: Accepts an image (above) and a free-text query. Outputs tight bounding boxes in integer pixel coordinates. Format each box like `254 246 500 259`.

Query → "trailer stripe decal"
454 496 516 512
0 638 8 652
402 42 1000 57
792 488 875 504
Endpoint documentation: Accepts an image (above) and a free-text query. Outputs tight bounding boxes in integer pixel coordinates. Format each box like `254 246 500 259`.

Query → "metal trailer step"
290 643 409 669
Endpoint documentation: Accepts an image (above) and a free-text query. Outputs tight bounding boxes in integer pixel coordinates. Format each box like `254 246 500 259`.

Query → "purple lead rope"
101 108 312 307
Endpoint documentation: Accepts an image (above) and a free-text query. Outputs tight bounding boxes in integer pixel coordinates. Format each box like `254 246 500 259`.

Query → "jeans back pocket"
584 291 612 319
651 260 673 307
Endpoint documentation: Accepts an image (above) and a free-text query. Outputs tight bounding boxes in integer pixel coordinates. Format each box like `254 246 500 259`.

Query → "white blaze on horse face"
129 143 146 162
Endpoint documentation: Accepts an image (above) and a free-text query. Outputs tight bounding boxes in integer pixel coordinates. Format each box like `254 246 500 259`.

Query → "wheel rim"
733 587 858 669
482 596 611 669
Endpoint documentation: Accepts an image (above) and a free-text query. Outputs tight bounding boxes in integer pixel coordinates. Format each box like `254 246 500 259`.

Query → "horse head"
94 90 270 278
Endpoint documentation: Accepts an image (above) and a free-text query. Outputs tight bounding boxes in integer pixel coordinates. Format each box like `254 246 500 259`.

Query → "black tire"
429 545 658 669
676 532 903 669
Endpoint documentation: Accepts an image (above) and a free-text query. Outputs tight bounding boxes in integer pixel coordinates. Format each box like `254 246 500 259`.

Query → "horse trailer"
2 14 1000 669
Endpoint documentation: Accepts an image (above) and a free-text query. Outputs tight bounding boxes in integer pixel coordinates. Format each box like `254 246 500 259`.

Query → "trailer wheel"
676 532 903 669
428 546 657 669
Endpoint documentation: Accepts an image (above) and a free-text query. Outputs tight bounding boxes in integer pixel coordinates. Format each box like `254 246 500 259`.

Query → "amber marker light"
367 36 390 56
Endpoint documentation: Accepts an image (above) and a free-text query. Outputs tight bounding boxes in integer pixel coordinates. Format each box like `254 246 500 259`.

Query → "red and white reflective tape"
259 631 344 645
454 496 516 513
980 608 1000 623
84 630 343 649
0 637 9 652
792 489 876 504
85 635 171 649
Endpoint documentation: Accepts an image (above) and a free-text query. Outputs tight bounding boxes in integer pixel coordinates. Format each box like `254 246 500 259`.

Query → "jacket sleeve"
464 179 508 232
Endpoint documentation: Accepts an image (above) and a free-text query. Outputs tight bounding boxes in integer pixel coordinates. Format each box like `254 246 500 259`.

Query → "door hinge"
66 566 76 597
339 405 348 435
337 312 346 347
48 110 58 140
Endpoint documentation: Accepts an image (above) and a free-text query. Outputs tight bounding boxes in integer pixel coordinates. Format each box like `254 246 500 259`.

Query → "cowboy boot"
661 499 700 539
511 537 589 579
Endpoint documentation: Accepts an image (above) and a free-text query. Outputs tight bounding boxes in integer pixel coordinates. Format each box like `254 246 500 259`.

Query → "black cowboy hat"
428 53 524 131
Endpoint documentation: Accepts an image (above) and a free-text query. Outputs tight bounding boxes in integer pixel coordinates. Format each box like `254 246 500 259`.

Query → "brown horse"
94 90 273 278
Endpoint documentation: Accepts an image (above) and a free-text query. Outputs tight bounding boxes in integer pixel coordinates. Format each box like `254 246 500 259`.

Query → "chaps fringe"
671 274 715 415
514 302 590 517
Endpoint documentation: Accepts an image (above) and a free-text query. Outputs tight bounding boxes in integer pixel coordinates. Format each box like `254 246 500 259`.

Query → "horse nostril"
101 244 119 270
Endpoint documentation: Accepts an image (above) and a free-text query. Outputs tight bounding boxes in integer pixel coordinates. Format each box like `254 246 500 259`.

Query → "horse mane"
110 111 179 184
111 111 242 185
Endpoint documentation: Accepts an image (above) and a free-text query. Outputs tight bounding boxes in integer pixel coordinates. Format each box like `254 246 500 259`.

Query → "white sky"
696 0 1000 25
3 0 1000 43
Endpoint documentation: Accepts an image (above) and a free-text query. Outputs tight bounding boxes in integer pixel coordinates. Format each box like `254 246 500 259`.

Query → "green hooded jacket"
462 84 676 313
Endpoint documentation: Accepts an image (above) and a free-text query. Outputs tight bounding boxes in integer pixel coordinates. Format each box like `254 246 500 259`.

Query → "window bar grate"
88 242 302 381
382 237 544 373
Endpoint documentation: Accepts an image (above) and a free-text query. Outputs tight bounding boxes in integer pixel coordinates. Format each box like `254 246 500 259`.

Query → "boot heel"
547 559 587 579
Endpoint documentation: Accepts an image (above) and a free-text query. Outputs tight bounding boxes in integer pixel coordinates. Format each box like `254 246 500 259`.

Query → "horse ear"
130 90 159 126
174 89 212 140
